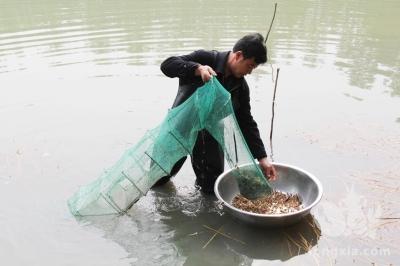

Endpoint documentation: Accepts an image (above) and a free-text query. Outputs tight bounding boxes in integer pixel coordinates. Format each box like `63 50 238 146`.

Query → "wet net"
68 77 271 216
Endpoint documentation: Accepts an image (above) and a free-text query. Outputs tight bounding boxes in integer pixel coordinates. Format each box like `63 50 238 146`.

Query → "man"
154 33 277 193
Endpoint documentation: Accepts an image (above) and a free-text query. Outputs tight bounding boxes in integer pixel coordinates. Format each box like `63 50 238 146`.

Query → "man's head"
228 33 267 78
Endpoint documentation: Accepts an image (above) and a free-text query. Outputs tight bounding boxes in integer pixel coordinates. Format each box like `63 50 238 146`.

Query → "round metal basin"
214 163 323 227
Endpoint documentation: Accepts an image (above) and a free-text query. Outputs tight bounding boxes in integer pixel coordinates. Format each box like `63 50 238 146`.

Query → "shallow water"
1 0 399 265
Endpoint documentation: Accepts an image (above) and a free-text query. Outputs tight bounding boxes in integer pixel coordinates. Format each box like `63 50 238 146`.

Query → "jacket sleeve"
160 50 214 79
236 79 268 160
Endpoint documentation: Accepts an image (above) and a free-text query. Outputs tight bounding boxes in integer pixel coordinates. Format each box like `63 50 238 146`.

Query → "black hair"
232 33 267 64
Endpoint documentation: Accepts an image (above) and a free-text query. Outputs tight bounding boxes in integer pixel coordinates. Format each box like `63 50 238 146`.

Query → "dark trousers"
153 129 224 193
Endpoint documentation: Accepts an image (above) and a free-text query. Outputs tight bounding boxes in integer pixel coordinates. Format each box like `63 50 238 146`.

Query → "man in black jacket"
155 33 277 193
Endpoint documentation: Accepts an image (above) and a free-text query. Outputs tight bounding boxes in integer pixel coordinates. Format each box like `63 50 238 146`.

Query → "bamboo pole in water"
265 3 278 44
265 3 279 160
269 68 280 160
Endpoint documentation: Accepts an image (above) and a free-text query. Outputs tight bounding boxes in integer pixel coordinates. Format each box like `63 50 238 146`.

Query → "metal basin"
214 163 323 227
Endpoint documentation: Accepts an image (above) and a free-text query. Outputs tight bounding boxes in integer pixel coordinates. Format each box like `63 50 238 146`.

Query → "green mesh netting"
68 77 271 216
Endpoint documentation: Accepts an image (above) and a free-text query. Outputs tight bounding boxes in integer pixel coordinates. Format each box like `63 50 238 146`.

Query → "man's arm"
236 80 267 159
160 50 216 81
236 80 277 181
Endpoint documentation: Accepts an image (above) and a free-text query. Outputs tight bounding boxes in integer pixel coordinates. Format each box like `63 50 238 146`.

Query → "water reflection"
151 183 320 265
1 0 399 96
81 182 321 265
271 1 400 96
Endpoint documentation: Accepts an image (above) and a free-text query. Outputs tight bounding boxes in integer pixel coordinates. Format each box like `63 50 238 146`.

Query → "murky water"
1 0 399 265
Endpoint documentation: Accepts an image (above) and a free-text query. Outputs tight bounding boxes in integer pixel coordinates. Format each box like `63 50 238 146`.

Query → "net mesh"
68 77 271 216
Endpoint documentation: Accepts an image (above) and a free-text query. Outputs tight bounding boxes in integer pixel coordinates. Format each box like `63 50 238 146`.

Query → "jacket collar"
215 51 230 75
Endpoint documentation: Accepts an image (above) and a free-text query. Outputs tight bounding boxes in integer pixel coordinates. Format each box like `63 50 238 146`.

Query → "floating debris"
232 191 303 214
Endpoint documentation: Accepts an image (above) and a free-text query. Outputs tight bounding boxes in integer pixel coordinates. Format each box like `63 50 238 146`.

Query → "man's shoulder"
192 49 220 60
193 49 229 58
193 49 222 53
187 49 218 66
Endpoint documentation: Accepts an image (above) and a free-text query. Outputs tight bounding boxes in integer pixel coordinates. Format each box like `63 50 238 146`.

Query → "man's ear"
235 51 244 61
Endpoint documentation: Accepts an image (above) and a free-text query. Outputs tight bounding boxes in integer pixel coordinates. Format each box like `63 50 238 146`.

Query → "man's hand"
195 65 217 82
258 157 277 181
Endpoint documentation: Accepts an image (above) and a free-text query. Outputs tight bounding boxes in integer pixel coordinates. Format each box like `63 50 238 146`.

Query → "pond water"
1 0 399 265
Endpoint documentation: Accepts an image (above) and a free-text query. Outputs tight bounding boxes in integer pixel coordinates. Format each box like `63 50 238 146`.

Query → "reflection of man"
151 184 321 264
154 33 277 193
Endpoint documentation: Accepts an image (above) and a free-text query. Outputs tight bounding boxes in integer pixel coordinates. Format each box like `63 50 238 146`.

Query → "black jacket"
160 50 267 159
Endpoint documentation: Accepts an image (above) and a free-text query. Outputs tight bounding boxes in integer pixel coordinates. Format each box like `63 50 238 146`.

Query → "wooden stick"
202 225 223 249
233 133 238 165
265 3 278 44
202 230 218 249
202 225 246 245
286 238 293 257
269 68 280 160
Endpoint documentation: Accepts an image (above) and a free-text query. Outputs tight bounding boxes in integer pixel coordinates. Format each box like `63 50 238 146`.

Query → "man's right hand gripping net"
68 77 272 216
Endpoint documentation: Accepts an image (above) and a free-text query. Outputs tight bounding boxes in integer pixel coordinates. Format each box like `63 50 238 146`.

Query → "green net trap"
68 77 272 216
